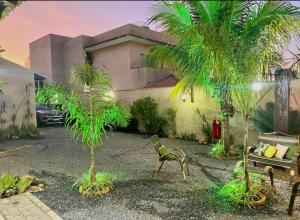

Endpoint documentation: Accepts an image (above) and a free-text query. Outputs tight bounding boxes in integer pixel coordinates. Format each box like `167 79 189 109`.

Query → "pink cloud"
0 1 155 66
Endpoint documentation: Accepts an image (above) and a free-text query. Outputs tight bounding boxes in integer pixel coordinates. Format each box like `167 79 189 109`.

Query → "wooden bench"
288 181 300 215
248 132 300 184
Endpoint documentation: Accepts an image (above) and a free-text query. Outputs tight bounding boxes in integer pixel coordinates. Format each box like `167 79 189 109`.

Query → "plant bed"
220 164 276 208
209 141 242 160
0 173 46 198
73 171 117 197
220 178 273 207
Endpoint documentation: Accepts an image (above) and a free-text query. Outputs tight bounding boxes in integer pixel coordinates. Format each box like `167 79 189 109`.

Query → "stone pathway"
0 193 62 220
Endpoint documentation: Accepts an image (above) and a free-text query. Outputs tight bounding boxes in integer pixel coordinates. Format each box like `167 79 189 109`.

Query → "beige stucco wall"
115 87 222 141
29 34 71 83
115 80 300 145
29 34 53 81
62 35 94 84
92 41 171 91
0 58 36 129
92 42 132 90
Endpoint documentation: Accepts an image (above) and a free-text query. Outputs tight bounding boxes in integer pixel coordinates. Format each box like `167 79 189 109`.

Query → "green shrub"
0 173 33 198
16 178 32 193
130 97 166 135
163 107 177 137
196 109 212 143
220 164 275 207
73 171 117 196
115 117 139 133
209 140 225 158
180 132 196 141
220 177 274 207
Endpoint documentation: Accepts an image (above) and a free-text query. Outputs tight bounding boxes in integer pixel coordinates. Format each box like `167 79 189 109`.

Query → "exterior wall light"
251 82 263 91
180 95 187 102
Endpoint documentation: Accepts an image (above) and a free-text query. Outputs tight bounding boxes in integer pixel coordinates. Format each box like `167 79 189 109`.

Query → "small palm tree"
148 1 300 194
147 1 300 156
37 63 130 194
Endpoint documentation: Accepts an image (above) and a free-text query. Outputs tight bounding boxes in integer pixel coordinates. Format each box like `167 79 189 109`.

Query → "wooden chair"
151 135 189 181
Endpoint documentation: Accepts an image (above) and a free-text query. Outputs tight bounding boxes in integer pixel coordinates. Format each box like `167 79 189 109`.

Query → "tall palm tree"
147 1 300 156
0 0 22 20
37 63 130 189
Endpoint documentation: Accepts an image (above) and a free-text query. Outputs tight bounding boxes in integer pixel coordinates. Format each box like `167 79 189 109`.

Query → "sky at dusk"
0 1 155 66
2 1 300 67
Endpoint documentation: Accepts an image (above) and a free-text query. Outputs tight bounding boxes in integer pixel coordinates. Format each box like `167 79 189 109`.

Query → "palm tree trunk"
88 88 96 184
243 114 250 192
220 84 231 153
90 147 96 183
223 114 230 153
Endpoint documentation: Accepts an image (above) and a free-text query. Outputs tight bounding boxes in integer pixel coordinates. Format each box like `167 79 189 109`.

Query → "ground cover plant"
0 173 45 198
180 132 196 141
37 62 130 196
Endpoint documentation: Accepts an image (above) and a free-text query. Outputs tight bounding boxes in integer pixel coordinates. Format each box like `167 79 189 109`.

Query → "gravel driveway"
0 127 299 220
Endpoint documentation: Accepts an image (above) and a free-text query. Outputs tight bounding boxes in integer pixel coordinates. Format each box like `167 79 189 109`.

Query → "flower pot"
238 191 266 206
253 191 267 206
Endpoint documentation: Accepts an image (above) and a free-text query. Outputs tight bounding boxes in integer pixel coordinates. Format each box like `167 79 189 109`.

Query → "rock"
27 185 44 193
3 188 17 198
23 176 46 186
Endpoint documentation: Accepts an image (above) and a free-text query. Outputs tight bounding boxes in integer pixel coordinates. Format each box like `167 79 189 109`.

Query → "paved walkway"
0 193 62 220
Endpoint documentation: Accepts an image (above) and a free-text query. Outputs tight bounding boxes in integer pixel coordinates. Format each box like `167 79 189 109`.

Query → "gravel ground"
0 127 300 220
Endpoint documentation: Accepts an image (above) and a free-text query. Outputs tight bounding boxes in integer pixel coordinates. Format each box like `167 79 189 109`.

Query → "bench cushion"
275 144 289 160
286 146 300 160
254 143 269 156
264 145 277 158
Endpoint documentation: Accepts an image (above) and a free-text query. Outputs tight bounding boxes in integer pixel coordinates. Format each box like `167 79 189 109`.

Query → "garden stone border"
0 192 62 220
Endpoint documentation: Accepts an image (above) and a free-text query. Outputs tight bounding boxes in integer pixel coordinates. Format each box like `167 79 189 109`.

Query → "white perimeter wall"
0 58 36 129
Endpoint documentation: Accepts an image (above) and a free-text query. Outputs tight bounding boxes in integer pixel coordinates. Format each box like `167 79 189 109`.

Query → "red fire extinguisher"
212 119 222 140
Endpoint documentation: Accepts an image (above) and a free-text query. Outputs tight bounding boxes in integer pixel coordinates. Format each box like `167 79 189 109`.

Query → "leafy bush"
209 140 225 158
17 178 32 193
73 171 117 196
196 109 212 143
163 107 177 137
220 164 275 207
180 132 196 141
220 177 274 207
0 173 33 198
209 140 240 158
115 117 139 133
130 97 166 135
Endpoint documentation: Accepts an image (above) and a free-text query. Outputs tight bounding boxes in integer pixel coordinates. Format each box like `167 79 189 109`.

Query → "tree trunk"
223 114 230 153
243 115 251 192
88 87 96 184
90 147 96 184
220 85 231 153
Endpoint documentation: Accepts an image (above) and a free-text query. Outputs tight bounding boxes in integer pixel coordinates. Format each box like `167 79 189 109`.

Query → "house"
0 57 36 131
29 24 173 90
30 24 300 144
